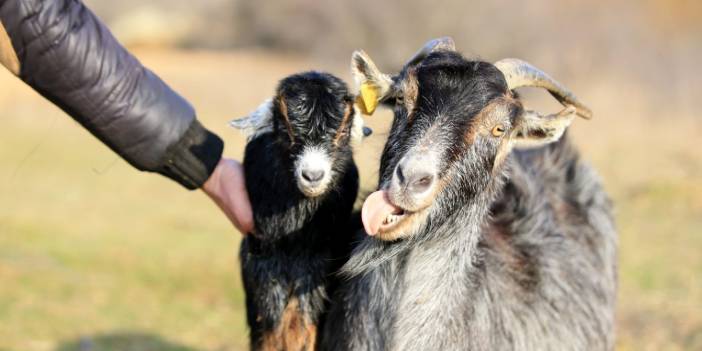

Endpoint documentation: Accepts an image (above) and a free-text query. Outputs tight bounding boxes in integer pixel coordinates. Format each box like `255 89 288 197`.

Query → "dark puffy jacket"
0 0 223 189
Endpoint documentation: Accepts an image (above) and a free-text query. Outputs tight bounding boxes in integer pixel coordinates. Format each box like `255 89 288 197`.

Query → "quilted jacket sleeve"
0 0 223 189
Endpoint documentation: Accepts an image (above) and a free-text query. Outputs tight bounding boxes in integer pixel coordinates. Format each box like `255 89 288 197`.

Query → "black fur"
240 72 360 350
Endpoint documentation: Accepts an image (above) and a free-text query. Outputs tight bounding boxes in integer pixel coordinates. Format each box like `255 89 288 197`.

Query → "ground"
0 49 700 351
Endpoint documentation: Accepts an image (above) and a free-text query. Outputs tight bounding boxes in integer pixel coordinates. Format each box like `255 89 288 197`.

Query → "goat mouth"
299 185 327 198
380 207 408 229
297 177 331 198
362 190 421 238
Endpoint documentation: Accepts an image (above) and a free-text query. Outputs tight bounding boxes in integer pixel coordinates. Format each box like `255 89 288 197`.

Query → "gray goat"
321 38 617 351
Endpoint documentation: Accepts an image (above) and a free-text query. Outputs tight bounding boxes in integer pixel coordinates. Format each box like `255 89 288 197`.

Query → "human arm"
0 0 253 232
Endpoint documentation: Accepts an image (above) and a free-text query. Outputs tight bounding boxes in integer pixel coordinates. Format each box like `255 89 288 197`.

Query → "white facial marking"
229 98 273 140
295 146 333 197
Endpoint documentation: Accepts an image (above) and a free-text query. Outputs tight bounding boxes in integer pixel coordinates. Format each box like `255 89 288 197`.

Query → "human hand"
202 158 254 234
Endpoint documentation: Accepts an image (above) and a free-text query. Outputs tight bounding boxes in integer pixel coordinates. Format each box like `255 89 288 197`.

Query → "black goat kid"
231 72 369 351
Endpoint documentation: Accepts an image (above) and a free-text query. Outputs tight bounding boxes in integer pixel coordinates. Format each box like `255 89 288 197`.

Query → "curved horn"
405 37 456 67
494 58 592 119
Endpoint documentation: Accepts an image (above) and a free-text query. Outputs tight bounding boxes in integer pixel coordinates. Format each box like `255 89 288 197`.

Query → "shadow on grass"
55 332 202 351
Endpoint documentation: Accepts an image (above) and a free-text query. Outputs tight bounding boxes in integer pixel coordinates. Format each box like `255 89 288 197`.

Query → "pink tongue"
361 190 401 236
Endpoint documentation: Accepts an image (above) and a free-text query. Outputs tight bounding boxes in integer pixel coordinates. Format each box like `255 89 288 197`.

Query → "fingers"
226 159 254 233
202 158 255 235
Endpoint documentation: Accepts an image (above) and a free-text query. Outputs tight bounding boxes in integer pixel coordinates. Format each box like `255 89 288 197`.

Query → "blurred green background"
0 0 700 350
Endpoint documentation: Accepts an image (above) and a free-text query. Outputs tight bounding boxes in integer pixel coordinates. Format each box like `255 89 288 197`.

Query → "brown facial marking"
494 97 522 172
333 102 353 147
403 69 419 118
463 98 505 145
492 138 514 175
259 297 316 351
477 96 520 135
463 120 479 146
459 95 522 173
462 101 504 147
277 96 296 145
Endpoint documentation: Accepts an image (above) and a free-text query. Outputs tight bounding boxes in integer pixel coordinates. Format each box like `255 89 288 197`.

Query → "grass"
0 49 700 350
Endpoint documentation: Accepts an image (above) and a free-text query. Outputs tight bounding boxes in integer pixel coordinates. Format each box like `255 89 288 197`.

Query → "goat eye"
491 124 506 137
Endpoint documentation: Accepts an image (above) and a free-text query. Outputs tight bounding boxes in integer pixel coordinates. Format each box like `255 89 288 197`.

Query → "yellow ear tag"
358 82 380 115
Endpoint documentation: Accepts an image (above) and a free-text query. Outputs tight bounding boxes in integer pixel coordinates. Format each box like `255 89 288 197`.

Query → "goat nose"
407 172 434 194
396 163 435 195
396 164 406 184
302 169 325 183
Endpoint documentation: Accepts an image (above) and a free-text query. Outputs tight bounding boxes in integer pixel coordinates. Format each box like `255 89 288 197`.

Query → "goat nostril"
409 173 434 194
396 165 406 185
302 169 325 183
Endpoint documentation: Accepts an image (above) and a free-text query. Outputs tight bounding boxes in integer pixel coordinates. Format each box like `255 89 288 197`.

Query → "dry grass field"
0 48 700 351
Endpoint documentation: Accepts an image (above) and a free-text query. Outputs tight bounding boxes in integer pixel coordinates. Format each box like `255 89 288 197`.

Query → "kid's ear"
512 106 577 149
351 50 393 115
229 98 274 139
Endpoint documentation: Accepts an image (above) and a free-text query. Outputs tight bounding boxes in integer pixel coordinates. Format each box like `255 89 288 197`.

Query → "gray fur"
321 48 617 351
324 139 617 351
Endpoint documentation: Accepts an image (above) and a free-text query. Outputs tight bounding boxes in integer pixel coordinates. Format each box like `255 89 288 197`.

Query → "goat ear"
229 98 274 139
351 50 393 115
348 104 373 148
512 106 577 149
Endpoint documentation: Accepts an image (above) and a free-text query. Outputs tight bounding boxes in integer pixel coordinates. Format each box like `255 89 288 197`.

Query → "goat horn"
405 37 456 67
494 58 592 119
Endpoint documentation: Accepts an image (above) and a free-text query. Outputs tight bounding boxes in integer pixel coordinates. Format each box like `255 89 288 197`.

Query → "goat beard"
340 229 420 279
340 192 488 279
